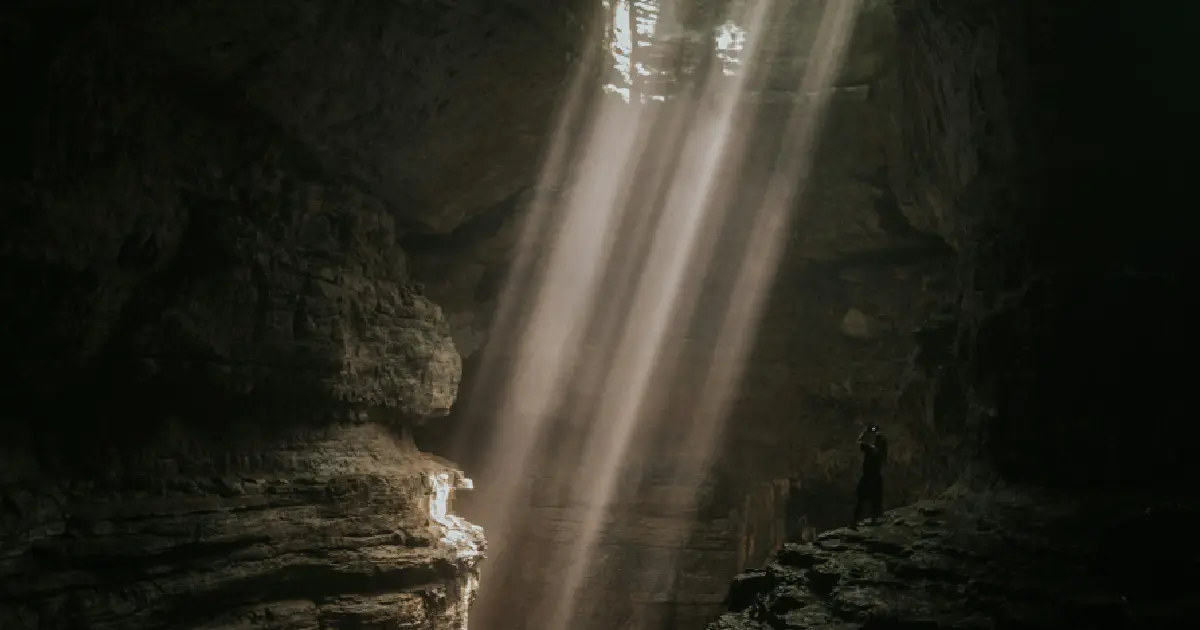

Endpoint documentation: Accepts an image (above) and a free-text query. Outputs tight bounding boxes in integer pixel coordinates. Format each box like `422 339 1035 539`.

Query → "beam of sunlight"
657 0 866 608
619 5 865 627
544 2 776 628
450 35 601 600
470 91 642 560
456 1 865 627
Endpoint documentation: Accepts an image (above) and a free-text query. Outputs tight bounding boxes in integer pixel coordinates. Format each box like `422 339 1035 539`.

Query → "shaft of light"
624 2 864 625
466 0 864 626
560 102 688 456
544 3 777 628
467 17 685 621
682 0 865 495
462 35 615 609
685 0 866 575
448 37 598 464
470 95 642 586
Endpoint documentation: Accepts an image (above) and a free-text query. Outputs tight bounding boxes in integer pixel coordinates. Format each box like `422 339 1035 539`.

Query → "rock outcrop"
4 1 495 415
711 489 1200 629
0 423 484 630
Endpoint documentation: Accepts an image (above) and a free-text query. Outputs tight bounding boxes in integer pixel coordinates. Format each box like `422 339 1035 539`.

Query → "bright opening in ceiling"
602 0 748 103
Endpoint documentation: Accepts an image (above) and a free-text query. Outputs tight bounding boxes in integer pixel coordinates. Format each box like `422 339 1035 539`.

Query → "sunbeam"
455 1 864 627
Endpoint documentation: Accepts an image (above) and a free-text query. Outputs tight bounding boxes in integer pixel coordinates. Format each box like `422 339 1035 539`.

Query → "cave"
1 0 1194 629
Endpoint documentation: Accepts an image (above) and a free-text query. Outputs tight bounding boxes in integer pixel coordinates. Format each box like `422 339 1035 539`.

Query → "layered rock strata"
0 422 484 630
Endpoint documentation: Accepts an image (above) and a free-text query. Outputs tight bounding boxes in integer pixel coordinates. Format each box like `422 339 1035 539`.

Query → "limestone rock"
0 423 485 630
4 9 461 419
2 6 486 628
119 0 590 234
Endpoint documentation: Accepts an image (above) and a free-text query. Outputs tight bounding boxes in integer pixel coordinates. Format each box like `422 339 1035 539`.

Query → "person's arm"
858 430 875 453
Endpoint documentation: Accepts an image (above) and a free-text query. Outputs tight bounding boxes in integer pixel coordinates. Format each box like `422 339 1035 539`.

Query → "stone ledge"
0 423 484 630
710 490 1200 629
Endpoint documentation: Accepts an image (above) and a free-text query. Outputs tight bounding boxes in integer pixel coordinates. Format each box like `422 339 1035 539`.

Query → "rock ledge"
0 423 485 630
711 490 1199 630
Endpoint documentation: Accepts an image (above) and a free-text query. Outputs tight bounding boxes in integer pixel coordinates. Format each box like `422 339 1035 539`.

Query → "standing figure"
853 424 887 526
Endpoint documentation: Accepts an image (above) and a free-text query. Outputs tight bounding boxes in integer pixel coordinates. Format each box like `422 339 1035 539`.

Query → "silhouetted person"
853 424 887 526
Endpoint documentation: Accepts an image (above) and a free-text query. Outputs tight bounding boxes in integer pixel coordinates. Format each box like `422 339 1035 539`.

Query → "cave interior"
1 0 1196 629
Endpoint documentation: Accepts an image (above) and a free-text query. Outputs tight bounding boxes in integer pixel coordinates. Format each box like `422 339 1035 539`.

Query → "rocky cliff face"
0 0 589 626
0 423 485 629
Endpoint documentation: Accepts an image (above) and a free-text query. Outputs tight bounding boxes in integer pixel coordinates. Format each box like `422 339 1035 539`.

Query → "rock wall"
733 480 791 573
0 0 595 626
711 83 958 535
0 422 484 630
709 1 1198 627
879 0 1195 491
10 0 589 235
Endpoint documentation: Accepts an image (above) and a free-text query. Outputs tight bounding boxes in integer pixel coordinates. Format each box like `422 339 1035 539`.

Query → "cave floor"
714 488 1199 630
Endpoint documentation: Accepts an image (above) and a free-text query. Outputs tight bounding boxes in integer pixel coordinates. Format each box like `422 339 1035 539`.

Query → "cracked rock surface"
711 490 1200 630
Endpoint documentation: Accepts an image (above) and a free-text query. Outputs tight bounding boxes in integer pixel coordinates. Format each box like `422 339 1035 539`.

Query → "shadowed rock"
711 491 1199 630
